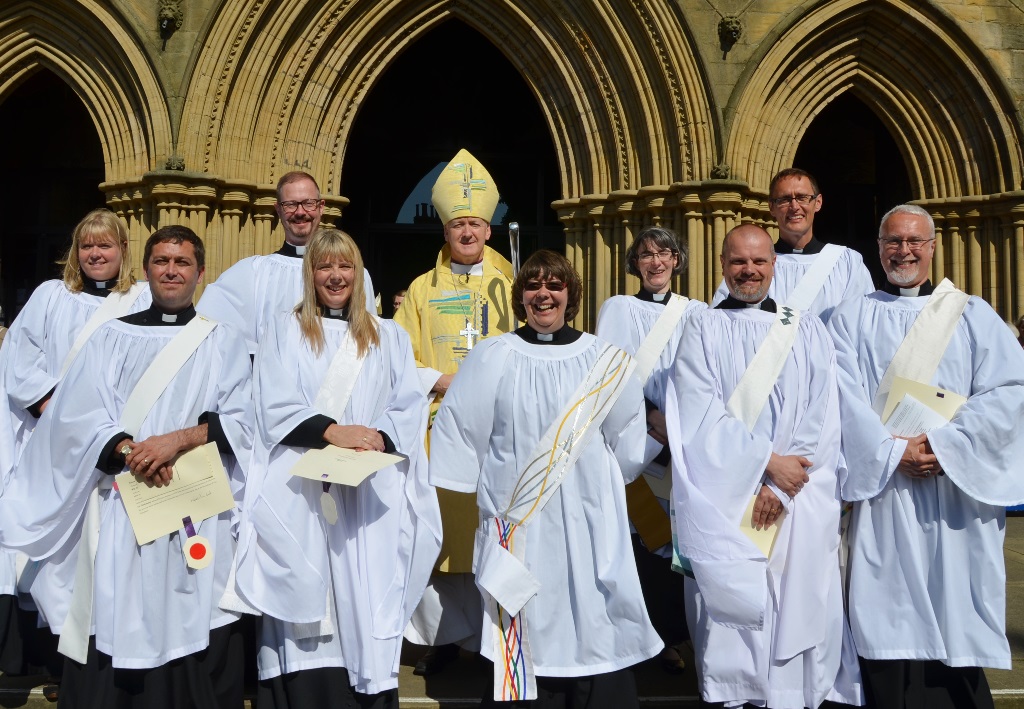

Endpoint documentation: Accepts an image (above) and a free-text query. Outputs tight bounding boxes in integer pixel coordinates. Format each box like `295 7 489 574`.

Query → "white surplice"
0 316 253 668
234 314 441 694
429 332 663 677
0 280 150 599
595 293 707 555
713 246 874 322
197 251 376 353
827 291 1024 668
666 307 853 708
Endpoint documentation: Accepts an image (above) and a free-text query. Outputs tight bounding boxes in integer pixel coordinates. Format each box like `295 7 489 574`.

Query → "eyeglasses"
878 237 935 251
523 280 566 292
278 198 322 213
769 193 818 208
636 249 677 264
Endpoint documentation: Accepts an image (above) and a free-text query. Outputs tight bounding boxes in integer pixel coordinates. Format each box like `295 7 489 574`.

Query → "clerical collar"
514 323 583 345
635 289 673 304
276 242 307 258
318 304 348 320
775 237 824 255
883 279 934 297
119 304 197 326
80 273 114 296
716 295 777 313
451 261 484 276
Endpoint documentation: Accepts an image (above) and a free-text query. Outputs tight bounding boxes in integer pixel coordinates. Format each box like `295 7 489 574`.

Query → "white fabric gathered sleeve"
926 299 1024 506
599 364 648 484
428 339 507 494
711 279 729 308
369 323 430 455
1 281 63 411
826 303 908 501
206 326 257 503
197 258 259 352
665 317 773 629
252 314 328 446
0 330 125 560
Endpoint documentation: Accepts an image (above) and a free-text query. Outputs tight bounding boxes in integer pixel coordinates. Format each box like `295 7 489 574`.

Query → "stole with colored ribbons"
474 345 635 701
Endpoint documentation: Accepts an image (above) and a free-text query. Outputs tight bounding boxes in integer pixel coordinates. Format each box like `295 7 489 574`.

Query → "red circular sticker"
189 543 207 560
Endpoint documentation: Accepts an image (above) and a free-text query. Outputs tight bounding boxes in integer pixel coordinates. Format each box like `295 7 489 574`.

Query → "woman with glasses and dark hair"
0 209 150 684
233 228 441 708
595 225 706 674
429 249 661 709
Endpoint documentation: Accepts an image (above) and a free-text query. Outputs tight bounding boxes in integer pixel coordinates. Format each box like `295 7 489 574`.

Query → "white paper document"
884 394 954 437
738 495 785 558
290 446 405 487
116 442 235 546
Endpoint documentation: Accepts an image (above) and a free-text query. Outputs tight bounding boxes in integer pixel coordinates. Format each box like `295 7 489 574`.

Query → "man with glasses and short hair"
713 168 874 323
198 171 376 353
826 204 1024 709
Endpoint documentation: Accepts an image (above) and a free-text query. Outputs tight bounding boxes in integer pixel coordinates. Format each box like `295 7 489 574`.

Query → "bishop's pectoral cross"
460 319 480 350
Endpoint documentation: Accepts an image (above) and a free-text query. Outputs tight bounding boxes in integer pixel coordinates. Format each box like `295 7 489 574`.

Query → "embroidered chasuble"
394 244 514 573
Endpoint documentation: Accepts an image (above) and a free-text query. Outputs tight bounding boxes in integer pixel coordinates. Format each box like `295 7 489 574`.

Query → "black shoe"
413 644 460 676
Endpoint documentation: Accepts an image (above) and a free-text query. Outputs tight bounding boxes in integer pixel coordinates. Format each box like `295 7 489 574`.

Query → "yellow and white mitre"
431 148 500 225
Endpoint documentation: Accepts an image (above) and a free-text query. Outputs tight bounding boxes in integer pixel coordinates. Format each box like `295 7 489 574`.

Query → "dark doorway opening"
794 92 912 286
0 70 105 324
340 19 562 317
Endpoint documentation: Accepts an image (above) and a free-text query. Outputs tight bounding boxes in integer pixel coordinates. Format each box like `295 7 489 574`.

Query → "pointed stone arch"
179 0 716 202
726 0 1022 199
0 1 171 185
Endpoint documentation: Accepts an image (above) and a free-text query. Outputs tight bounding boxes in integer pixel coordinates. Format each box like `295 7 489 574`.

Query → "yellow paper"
289 446 405 487
882 376 967 424
739 495 785 558
116 442 235 546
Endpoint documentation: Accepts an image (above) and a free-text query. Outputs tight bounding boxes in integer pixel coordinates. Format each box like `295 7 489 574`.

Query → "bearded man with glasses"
713 168 874 323
826 203 1024 709
198 171 377 354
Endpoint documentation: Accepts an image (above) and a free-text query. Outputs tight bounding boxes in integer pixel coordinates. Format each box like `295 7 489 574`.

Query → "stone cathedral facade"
2 0 1022 329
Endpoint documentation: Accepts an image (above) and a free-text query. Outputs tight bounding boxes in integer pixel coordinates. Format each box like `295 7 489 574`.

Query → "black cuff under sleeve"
644 397 658 413
654 445 671 467
98 432 131 474
379 430 396 454
28 387 56 419
198 412 234 457
282 414 336 449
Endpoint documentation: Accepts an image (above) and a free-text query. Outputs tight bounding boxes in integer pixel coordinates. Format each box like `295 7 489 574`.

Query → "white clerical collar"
451 261 484 276
293 244 306 255
536 331 554 342
651 291 668 302
899 286 921 297
95 280 108 288
328 308 344 317
792 248 804 254
745 300 763 308
161 312 180 323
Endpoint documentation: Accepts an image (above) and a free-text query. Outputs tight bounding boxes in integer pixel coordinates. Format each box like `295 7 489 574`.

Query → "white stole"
871 278 970 416
59 315 218 664
632 294 689 383
782 244 844 312
727 305 802 430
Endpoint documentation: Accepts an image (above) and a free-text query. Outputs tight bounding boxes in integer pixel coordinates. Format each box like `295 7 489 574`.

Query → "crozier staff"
430 250 661 708
232 228 440 706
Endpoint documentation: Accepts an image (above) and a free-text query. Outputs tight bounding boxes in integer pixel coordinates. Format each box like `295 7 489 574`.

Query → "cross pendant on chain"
460 319 480 349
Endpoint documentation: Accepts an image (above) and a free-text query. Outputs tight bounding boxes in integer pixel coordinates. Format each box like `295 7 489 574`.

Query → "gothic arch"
0 1 172 184
725 0 1023 199
178 0 716 202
